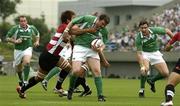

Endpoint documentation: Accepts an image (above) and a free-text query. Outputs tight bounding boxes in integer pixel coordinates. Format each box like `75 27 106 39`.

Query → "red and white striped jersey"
46 23 67 56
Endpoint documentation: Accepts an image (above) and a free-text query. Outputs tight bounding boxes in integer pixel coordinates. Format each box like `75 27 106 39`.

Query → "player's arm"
165 28 173 38
69 25 97 35
135 35 147 75
6 26 22 44
31 25 40 47
98 45 110 68
165 33 178 51
93 44 110 68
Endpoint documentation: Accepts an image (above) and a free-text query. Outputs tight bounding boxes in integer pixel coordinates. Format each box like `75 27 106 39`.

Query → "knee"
163 71 169 78
23 62 30 67
92 69 101 77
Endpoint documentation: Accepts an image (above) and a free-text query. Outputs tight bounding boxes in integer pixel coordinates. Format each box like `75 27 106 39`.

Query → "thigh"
14 50 23 66
39 51 59 72
87 58 101 77
22 47 33 64
154 62 169 77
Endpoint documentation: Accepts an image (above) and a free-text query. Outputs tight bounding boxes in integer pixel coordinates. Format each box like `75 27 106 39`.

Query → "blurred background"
0 0 179 78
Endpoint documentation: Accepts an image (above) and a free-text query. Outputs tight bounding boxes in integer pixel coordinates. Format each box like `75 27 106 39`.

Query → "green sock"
151 73 164 82
69 75 77 90
94 77 103 96
17 72 23 82
44 67 60 81
23 64 30 82
140 75 147 89
15 68 23 82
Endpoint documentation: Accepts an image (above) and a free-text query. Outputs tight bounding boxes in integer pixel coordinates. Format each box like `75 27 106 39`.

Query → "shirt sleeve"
135 33 143 51
150 27 166 35
31 25 40 37
71 16 85 24
102 28 108 44
6 26 18 38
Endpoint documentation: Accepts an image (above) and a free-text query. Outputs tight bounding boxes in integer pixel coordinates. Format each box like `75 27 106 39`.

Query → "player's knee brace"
59 59 70 70
165 84 175 99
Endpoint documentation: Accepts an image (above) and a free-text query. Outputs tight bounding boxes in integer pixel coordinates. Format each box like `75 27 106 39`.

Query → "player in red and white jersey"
46 23 68 56
16 10 76 98
161 32 180 106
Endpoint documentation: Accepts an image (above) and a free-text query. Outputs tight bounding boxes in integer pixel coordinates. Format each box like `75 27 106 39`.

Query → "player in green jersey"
6 16 40 87
135 20 173 97
64 14 110 101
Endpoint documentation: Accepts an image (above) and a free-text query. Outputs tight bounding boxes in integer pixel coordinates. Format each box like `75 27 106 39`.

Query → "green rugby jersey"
6 25 39 50
135 27 166 52
72 15 108 48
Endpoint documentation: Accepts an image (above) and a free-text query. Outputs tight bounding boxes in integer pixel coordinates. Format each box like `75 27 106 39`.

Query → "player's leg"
41 67 60 91
161 59 180 106
14 50 24 86
15 64 23 86
16 67 48 98
22 55 32 86
56 57 72 97
54 69 69 96
87 57 105 102
22 47 33 86
139 59 149 97
77 64 92 97
67 61 82 100
148 62 169 93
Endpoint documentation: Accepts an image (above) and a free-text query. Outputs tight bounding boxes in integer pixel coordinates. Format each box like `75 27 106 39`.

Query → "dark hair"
99 14 110 24
19 15 26 21
138 20 149 27
61 10 75 23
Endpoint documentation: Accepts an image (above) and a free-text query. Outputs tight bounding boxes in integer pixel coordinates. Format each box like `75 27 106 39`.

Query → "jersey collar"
140 28 153 38
18 24 30 31
92 17 98 27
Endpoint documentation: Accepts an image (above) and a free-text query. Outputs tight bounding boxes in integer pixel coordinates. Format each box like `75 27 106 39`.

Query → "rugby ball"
91 39 104 48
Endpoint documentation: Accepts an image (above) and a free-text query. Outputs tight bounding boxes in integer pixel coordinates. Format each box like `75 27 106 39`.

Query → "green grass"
0 76 179 106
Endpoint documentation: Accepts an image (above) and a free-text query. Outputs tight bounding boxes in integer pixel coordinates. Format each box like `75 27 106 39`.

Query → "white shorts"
59 45 72 60
142 51 165 65
13 47 32 67
72 45 99 62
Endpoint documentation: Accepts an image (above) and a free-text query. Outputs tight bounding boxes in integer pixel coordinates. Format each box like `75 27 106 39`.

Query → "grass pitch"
0 76 179 106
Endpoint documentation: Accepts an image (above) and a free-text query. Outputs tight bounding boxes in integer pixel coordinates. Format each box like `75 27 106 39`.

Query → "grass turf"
0 76 179 106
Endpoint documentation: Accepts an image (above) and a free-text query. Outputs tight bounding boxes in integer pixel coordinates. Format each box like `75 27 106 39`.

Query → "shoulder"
29 25 37 29
135 32 141 39
56 23 67 33
11 25 19 30
83 15 96 20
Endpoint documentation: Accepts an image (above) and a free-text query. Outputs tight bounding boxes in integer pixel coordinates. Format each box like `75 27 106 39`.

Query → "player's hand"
63 32 71 43
164 44 172 51
14 38 22 44
34 41 39 47
140 66 148 75
91 44 101 52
